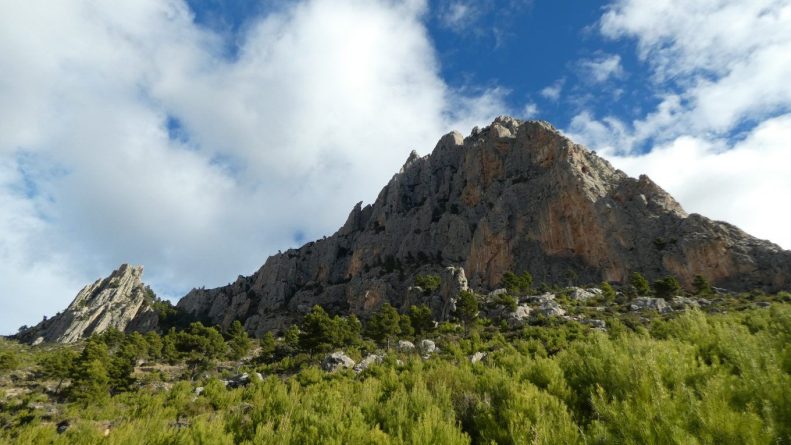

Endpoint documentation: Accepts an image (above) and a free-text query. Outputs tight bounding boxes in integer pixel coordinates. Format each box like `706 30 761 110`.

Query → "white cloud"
522 102 539 119
579 53 623 83
568 0 791 250
600 0 791 137
540 78 565 101
604 114 791 249
439 1 477 28
0 0 507 333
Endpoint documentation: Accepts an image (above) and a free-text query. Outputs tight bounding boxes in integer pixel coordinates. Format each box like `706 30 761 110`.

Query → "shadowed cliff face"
16 264 158 344
178 117 791 335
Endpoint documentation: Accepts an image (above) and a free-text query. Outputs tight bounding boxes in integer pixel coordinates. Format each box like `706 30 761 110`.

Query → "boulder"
470 351 487 364
521 293 556 304
397 340 415 352
505 305 532 327
436 266 468 321
418 339 437 357
569 287 598 301
671 296 700 309
630 297 672 313
535 301 566 318
322 352 355 372
582 319 607 329
353 354 384 373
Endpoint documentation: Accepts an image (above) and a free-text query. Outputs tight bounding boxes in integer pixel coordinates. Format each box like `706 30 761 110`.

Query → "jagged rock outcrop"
16 264 158 344
178 116 791 336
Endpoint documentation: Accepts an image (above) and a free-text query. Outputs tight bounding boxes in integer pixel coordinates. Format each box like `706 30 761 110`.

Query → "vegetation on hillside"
1 279 790 444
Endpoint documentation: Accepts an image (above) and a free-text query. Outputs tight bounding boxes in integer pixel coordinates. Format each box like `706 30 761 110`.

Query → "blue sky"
1 0 790 333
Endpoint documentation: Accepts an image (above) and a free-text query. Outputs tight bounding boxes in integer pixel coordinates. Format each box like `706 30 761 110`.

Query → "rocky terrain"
15 264 158 344
178 116 791 335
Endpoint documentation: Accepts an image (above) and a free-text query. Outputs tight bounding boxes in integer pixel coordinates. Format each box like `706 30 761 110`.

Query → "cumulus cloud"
0 0 507 333
569 0 791 250
605 114 791 249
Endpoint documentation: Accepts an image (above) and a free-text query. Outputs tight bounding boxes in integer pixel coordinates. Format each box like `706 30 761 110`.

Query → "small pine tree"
39 348 77 394
69 339 111 404
693 275 713 296
399 314 415 337
600 282 617 303
455 290 479 331
415 274 441 295
502 272 534 295
259 331 276 357
629 272 651 296
365 303 401 349
144 331 163 359
653 275 681 300
299 306 338 353
227 320 252 360
284 325 300 348
409 304 434 335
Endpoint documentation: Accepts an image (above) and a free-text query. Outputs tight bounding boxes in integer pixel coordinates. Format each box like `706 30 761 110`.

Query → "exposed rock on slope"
178 116 791 335
17 264 158 344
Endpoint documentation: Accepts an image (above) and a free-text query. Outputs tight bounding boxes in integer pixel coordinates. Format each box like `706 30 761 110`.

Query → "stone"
582 319 607 329
505 305 532 327
353 354 384 373
671 296 700 309
175 117 791 334
535 301 566 318
630 297 672 314
16 264 159 344
418 339 437 358
569 287 597 301
322 352 355 372
194 387 204 396
522 293 556 304
436 266 468 321
470 351 487 363
56 420 70 434
397 340 415 352
225 373 251 388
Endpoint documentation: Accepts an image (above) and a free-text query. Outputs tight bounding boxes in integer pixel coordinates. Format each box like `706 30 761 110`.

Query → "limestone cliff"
178 117 791 335
17 264 158 344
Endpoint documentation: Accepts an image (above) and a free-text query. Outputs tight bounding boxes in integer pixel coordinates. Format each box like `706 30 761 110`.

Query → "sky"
1 0 790 334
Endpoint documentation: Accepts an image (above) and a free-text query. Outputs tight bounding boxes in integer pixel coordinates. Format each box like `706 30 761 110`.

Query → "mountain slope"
16 264 158 344
178 116 791 335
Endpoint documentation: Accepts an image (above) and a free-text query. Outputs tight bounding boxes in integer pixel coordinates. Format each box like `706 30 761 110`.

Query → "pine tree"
39 348 77 394
629 272 651 296
409 304 434 335
653 275 681 300
455 290 479 331
600 282 617 303
227 320 252 360
365 303 401 349
693 275 713 296
69 339 111 404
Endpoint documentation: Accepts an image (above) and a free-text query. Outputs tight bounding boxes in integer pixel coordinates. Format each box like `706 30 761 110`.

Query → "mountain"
15 264 158 344
177 116 791 336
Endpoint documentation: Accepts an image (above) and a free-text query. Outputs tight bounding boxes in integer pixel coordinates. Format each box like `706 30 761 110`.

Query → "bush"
502 271 533 295
653 275 681 300
415 274 441 295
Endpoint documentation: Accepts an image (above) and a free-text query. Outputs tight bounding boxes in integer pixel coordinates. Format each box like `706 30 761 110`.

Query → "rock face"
177 116 791 335
17 264 158 344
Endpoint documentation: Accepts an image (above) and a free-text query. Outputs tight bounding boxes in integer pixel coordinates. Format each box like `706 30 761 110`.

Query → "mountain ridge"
177 116 791 336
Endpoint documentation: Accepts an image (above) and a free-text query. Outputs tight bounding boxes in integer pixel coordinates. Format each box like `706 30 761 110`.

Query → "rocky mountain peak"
178 116 791 336
16 264 158 344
